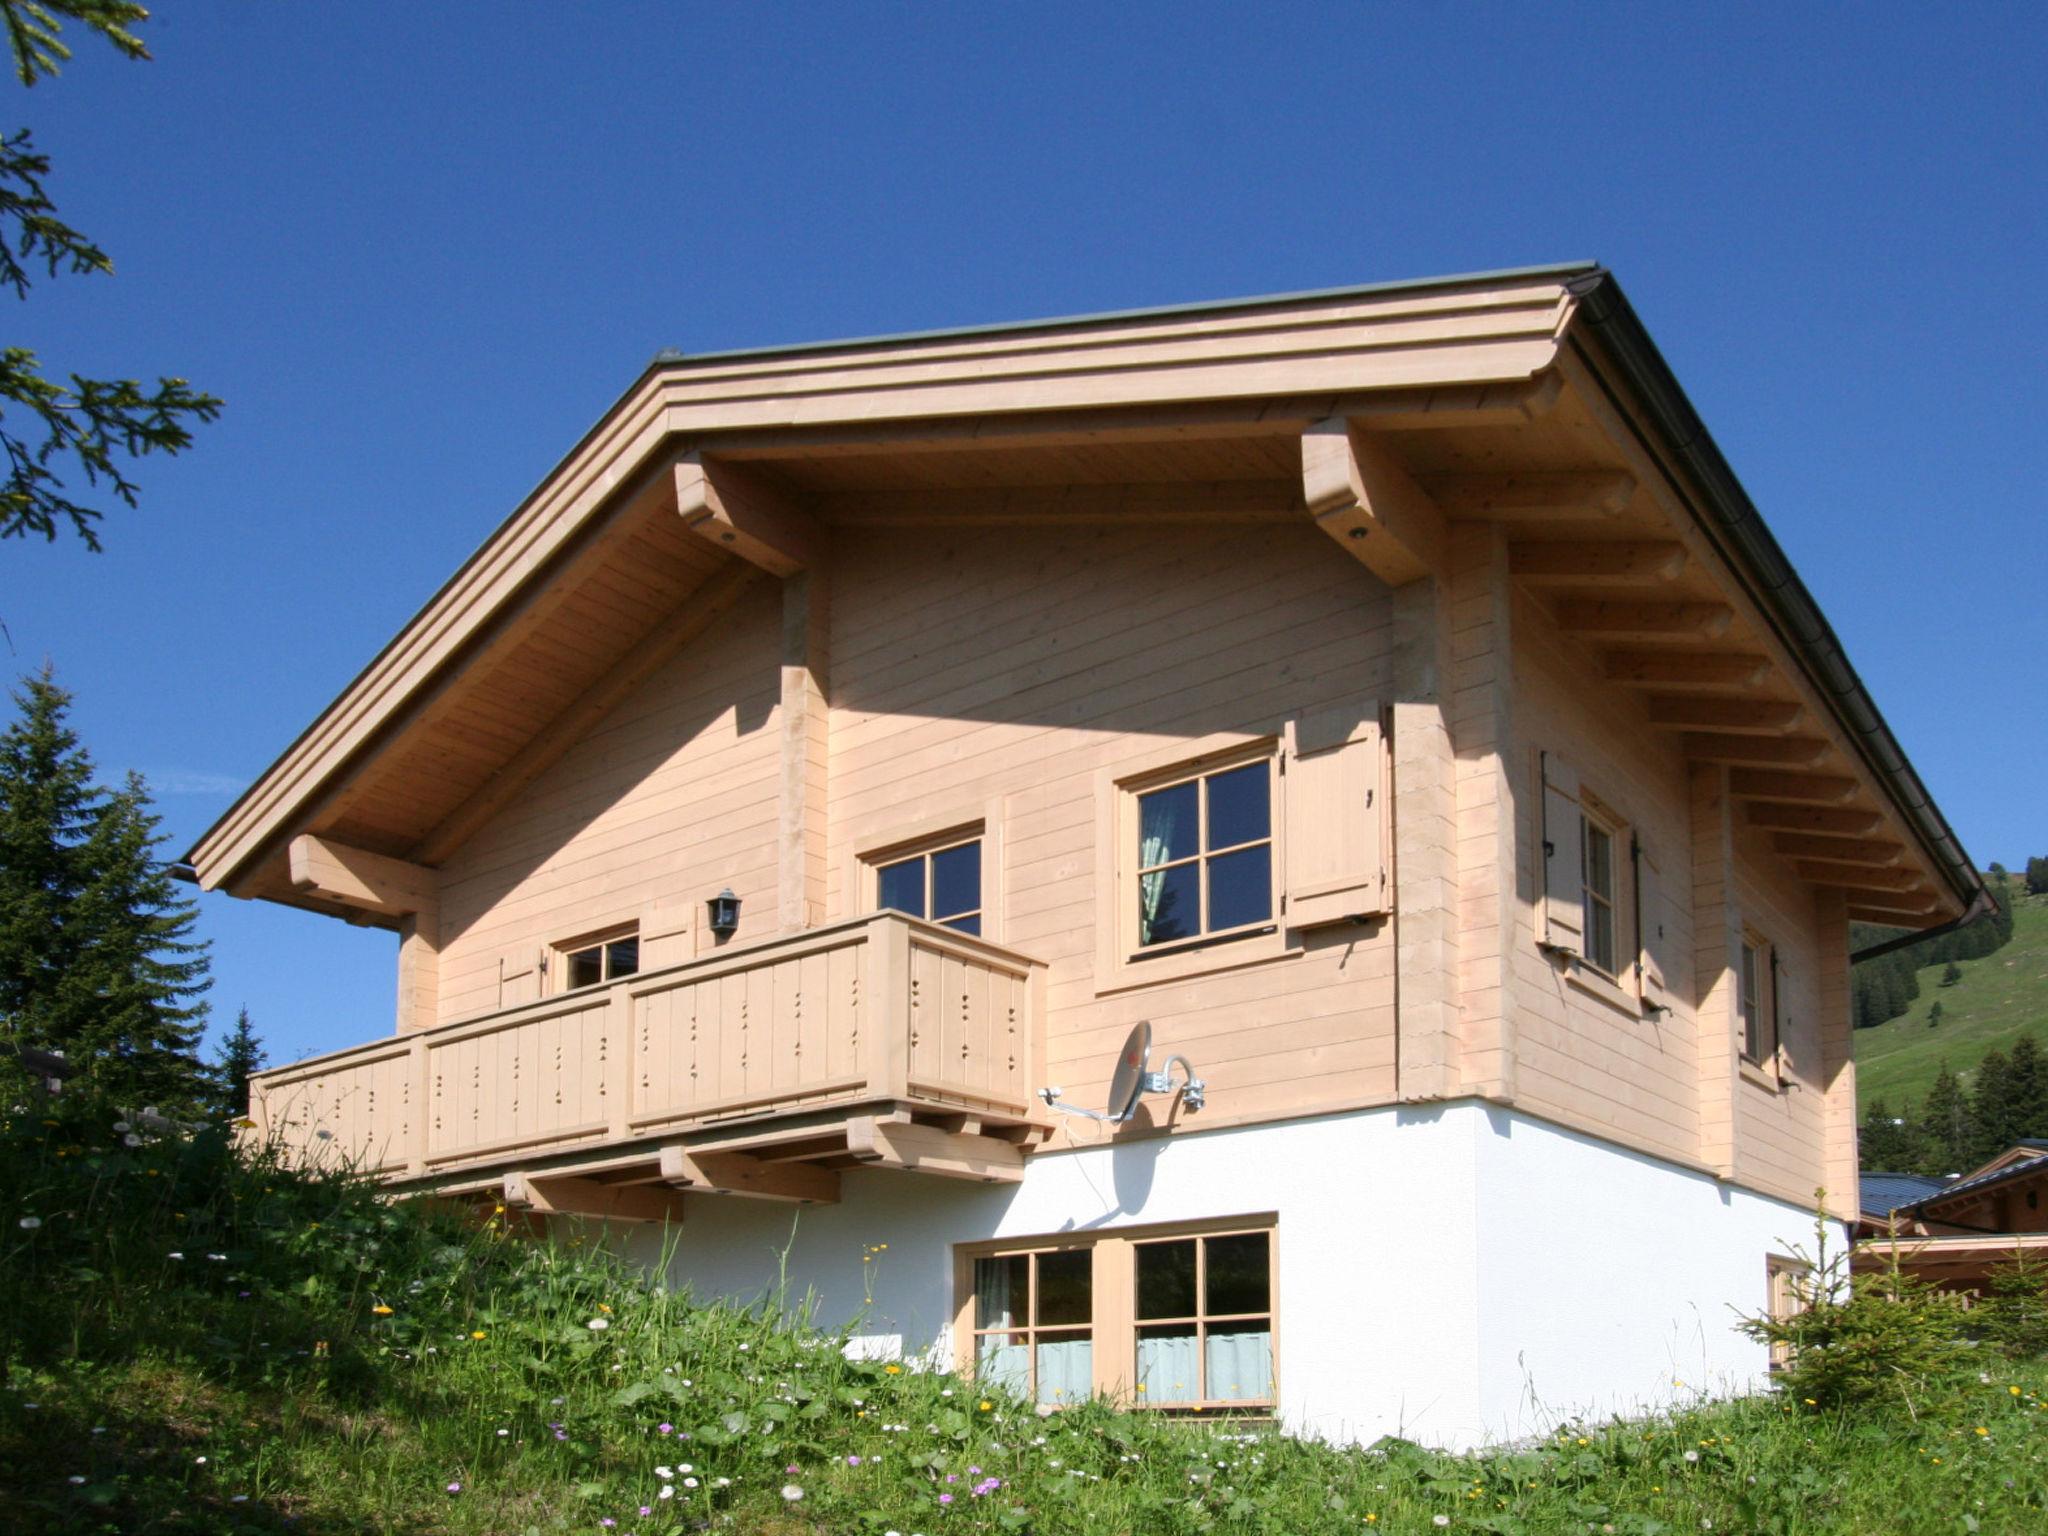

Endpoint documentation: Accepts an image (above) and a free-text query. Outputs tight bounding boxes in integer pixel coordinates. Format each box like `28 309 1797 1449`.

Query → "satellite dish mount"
1038 1020 1205 1124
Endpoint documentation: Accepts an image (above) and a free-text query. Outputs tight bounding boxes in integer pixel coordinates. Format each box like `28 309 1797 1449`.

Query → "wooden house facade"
187 265 1985 1446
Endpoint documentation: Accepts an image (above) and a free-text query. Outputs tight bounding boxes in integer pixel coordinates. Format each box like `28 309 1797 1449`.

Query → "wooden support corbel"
845 1115 1025 1183
503 1171 685 1225
289 834 435 918
658 1145 840 1204
1300 418 1445 587
675 453 825 577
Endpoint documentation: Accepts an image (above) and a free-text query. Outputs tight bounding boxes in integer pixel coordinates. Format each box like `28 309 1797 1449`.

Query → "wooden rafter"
1423 469 1636 521
1554 601 1732 641
1770 834 1904 866
502 1172 685 1225
845 1116 1025 1183
1794 862 1926 894
1508 541 1687 586
1682 734 1831 767
675 454 826 577
1744 803 1884 836
1604 651 1772 689
1727 769 1860 805
1847 895 1943 922
658 1146 840 1204
1646 697 1803 734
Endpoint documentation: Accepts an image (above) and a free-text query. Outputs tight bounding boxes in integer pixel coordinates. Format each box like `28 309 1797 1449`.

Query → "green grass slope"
1856 892 2048 1113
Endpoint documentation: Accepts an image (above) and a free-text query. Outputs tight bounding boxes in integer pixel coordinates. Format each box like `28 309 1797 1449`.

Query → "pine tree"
2027 857 2048 897
1919 1064 1975 1176
2004 1037 2048 1143
210 1006 264 1117
1940 960 1963 987
1970 1049 2019 1166
1859 1097 1922 1170
0 668 210 1108
1927 1000 1944 1028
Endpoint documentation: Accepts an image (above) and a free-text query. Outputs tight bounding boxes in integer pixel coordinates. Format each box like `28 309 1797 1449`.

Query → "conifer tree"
1970 1049 2021 1166
1919 1064 1975 1176
210 1005 264 1117
1927 1000 1944 1028
1858 1097 1922 1171
1940 960 1963 987
0 668 210 1107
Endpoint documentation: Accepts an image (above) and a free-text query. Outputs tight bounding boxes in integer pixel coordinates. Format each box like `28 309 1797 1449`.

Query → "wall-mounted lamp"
707 888 742 937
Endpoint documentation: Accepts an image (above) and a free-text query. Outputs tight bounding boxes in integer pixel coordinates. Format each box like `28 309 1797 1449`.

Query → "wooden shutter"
1281 701 1388 928
1636 841 1676 1009
499 952 540 1009
1539 751 1585 955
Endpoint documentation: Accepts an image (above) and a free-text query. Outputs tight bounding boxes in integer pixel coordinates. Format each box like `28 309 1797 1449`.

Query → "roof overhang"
186 265 1984 931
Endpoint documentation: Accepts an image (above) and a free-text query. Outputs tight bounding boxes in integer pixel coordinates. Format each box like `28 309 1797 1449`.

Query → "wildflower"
496 1429 509 1437
656 1467 673 1480
1976 1427 1990 1437
657 1422 673 1434
1433 1520 1450 1529
781 1484 804 1502
639 1507 652 1518
600 1521 615 1529
978 1399 993 1412
372 1304 394 1316
16 1217 39 1230
685 1477 701 1488
1683 1450 1699 1463
847 1455 862 1466
938 1494 954 1506
124 1133 142 1147
659 1487 675 1500
167 1251 184 1260
470 1330 487 1340
68 1475 86 1485
2012 1386 2024 1396
885 1363 903 1375
446 1482 461 1494
587 1318 609 1330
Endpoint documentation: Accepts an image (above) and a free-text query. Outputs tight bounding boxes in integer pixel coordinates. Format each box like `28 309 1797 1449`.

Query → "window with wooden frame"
1740 931 1775 1066
1765 1253 1810 1370
555 926 639 992
1538 751 1649 998
957 1218 1277 1413
1580 806 1620 977
1130 754 1275 953
871 831 984 935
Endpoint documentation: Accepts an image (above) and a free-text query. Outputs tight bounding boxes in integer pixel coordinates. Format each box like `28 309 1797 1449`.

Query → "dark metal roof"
1901 1154 2048 1214
647 261 1603 369
1860 1171 1953 1216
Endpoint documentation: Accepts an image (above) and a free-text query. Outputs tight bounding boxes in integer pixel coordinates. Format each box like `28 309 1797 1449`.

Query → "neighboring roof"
1901 1153 2048 1215
1860 1171 1952 1216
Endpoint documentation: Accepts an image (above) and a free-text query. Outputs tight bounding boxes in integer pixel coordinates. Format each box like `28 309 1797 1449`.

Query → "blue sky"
6 3 2043 1067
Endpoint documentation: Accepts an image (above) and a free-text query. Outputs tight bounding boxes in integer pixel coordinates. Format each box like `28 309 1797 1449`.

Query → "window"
1133 757 1274 951
558 928 639 992
1740 933 1773 1064
873 835 983 935
1134 1230 1274 1406
1765 1254 1810 1371
1581 812 1618 976
959 1219 1276 1412
969 1245 1093 1406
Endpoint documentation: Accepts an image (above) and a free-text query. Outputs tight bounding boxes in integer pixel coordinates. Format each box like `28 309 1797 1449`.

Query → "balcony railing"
248 912 1047 1186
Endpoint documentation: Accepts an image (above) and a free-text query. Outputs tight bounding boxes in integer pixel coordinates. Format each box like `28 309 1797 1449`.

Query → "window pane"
931 841 981 921
976 1331 1029 1397
1585 823 1614 901
1034 1332 1092 1404
1204 1232 1270 1315
1139 861 1199 946
1204 1325 1273 1402
1138 779 1198 867
1206 762 1269 850
877 857 926 919
1586 898 1614 973
975 1254 1029 1331
1136 1239 1197 1319
605 936 639 979
1137 1323 1198 1402
1206 845 1272 932
1035 1249 1092 1327
944 913 982 936
567 947 602 990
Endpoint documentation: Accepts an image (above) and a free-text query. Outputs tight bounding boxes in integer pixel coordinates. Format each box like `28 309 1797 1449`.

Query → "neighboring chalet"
186 266 1988 1447
1857 1143 2048 1291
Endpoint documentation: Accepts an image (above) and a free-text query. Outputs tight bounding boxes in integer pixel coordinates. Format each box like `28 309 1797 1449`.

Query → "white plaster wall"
621 1103 1818 1449
1469 1106 1820 1442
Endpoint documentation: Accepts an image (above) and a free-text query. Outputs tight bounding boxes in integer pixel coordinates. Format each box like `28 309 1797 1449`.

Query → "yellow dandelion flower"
1975 1426 1989 1436
372 1304 394 1316
471 1330 487 1341
2012 1386 2024 1396
978 1400 993 1412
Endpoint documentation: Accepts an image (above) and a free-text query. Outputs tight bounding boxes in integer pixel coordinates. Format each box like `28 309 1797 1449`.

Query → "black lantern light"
707 887 741 937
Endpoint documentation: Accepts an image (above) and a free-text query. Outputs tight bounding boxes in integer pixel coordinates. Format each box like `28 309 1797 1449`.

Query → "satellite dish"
1105 1021 1152 1121
1038 1019 1205 1124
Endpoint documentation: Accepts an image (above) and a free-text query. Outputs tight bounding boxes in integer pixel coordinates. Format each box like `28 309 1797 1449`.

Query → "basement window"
558 928 640 992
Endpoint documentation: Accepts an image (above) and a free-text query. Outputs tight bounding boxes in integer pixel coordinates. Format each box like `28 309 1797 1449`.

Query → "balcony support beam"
659 1146 841 1204
846 1115 1025 1182
503 1171 685 1225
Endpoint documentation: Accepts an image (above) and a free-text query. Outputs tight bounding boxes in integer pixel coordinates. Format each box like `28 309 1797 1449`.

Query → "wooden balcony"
247 912 1048 1215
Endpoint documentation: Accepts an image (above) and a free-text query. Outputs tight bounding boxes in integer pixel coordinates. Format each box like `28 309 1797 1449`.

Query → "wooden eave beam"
1794 862 1927 894
1682 734 1832 767
659 1146 840 1204
1509 541 1687 586
1746 803 1885 836
818 481 1303 527
288 834 435 918
503 1171 684 1225
675 454 825 577
1845 896 1943 922
1604 651 1772 689
1728 769 1860 805
845 1115 1025 1183
1555 601 1732 642
1770 834 1905 867
1646 697 1803 733
412 562 763 865
1300 417 1445 587
1424 469 1636 521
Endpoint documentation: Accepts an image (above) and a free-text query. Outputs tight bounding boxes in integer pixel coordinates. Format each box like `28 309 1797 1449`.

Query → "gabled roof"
1860 1171 1953 1217
1900 1152 2048 1217
184 266 1985 933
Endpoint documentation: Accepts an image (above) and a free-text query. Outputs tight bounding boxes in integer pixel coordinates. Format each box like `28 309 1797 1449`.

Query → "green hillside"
1856 891 2048 1112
